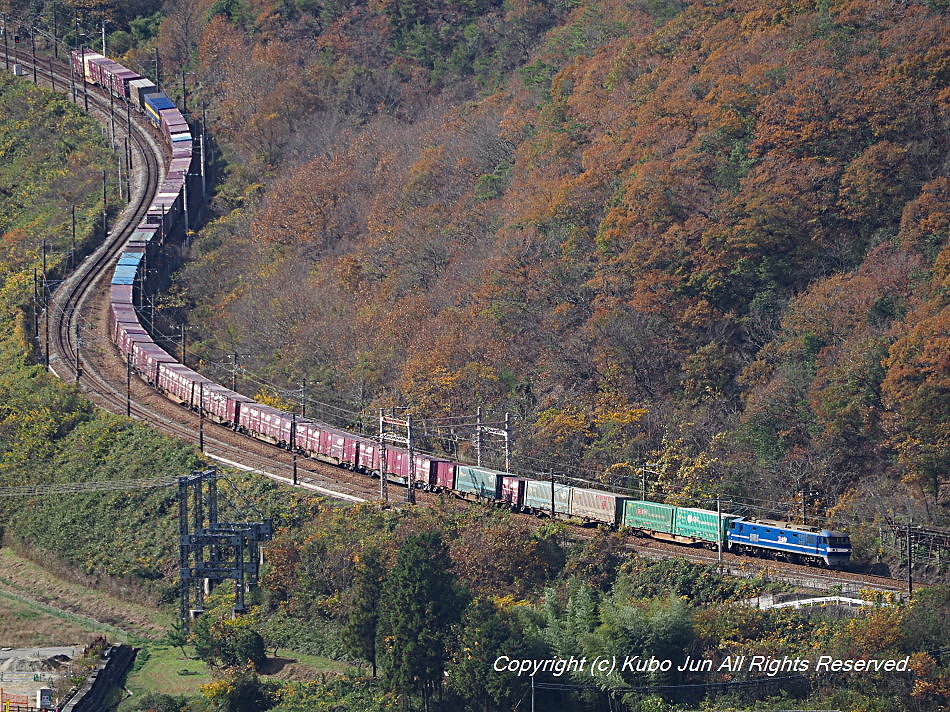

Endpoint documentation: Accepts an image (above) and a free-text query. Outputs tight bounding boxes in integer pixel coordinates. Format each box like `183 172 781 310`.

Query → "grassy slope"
0 64 294 616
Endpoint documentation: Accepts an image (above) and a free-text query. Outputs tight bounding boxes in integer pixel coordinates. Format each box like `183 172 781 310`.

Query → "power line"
0 476 177 497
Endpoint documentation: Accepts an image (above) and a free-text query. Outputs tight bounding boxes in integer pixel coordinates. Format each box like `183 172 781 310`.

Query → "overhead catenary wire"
19 44 941 553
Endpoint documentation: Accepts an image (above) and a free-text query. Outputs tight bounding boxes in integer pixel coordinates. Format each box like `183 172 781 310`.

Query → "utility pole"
199 382 205 452
476 406 483 466
101 169 107 241
42 240 49 369
407 412 415 502
183 175 190 236
81 45 88 112
124 137 131 199
907 522 913 600
717 495 723 566
69 48 76 103
74 320 81 384
379 410 415 504
126 353 132 416
32 268 38 338
154 46 160 90
109 82 115 148
30 29 37 84
200 103 208 198
2 14 9 72
378 409 388 503
180 324 186 364
126 101 132 168
291 412 298 486
71 205 76 266
504 412 511 472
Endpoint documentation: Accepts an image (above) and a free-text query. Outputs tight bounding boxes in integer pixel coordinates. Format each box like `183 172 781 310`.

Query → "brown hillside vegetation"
150 0 947 526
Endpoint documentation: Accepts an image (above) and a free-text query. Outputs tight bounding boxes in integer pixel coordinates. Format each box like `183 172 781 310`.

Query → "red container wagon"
172 144 193 160
238 402 293 445
118 324 151 355
411 455 455 491
113 69 141 99
110 283 133 305
71 49 104 84
317 428 350 465
87 57 116 87
384 448 413 485
112 312 145 343
109 304 138 343
164 121 189 141
356 440 381 474
100 63 140 98
200 383 252 427
340 432 362 469
432 459 456 490
293 419 324 456
169 157 192 173
158 363 212 410
133 343 176 385
159 182 184 200
160 109 187 139
500 476 525 508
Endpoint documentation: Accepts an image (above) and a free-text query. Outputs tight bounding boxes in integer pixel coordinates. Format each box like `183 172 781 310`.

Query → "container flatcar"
500 476 524 507
454 465 503 500
144 94 177 129
523 478 571 515
238 402 293 445
129 78 158 109
571 488 628 526
674 507 741 545
623 500 676 536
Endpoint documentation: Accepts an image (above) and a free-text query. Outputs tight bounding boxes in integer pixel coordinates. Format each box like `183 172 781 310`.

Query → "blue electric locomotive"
727 519 851 567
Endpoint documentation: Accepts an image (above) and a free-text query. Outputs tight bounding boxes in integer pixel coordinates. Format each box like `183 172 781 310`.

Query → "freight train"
73 48 853 569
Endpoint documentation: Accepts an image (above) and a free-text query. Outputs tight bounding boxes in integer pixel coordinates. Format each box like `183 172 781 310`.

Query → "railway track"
12 50 909 596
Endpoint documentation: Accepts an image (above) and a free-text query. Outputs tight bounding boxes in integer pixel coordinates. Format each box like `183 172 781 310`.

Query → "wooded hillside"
140 0 947 530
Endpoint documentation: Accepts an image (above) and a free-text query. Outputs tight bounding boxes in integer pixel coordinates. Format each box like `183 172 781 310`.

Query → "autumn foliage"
153 0 948 526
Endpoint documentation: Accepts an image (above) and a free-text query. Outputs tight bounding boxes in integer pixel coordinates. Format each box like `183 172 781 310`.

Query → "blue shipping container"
117 252 143 267
111 265 139 285
144 93 176 126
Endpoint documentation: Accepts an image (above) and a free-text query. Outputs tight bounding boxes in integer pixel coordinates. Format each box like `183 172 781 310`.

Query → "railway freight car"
78 45 853 572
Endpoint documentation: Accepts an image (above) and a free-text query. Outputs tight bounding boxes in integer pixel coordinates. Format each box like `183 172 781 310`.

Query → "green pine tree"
344 548 386 677
377 531 465 711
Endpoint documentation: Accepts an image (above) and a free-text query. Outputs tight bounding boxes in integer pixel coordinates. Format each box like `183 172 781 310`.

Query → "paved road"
0 646 82 661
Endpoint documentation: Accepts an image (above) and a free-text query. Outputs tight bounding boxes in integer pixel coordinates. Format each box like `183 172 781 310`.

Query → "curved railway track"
14 50 909 596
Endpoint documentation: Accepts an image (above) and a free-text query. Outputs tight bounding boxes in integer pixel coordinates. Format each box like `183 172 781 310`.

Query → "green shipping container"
622 500 675 534
673 507 739 544
454 465 502 499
